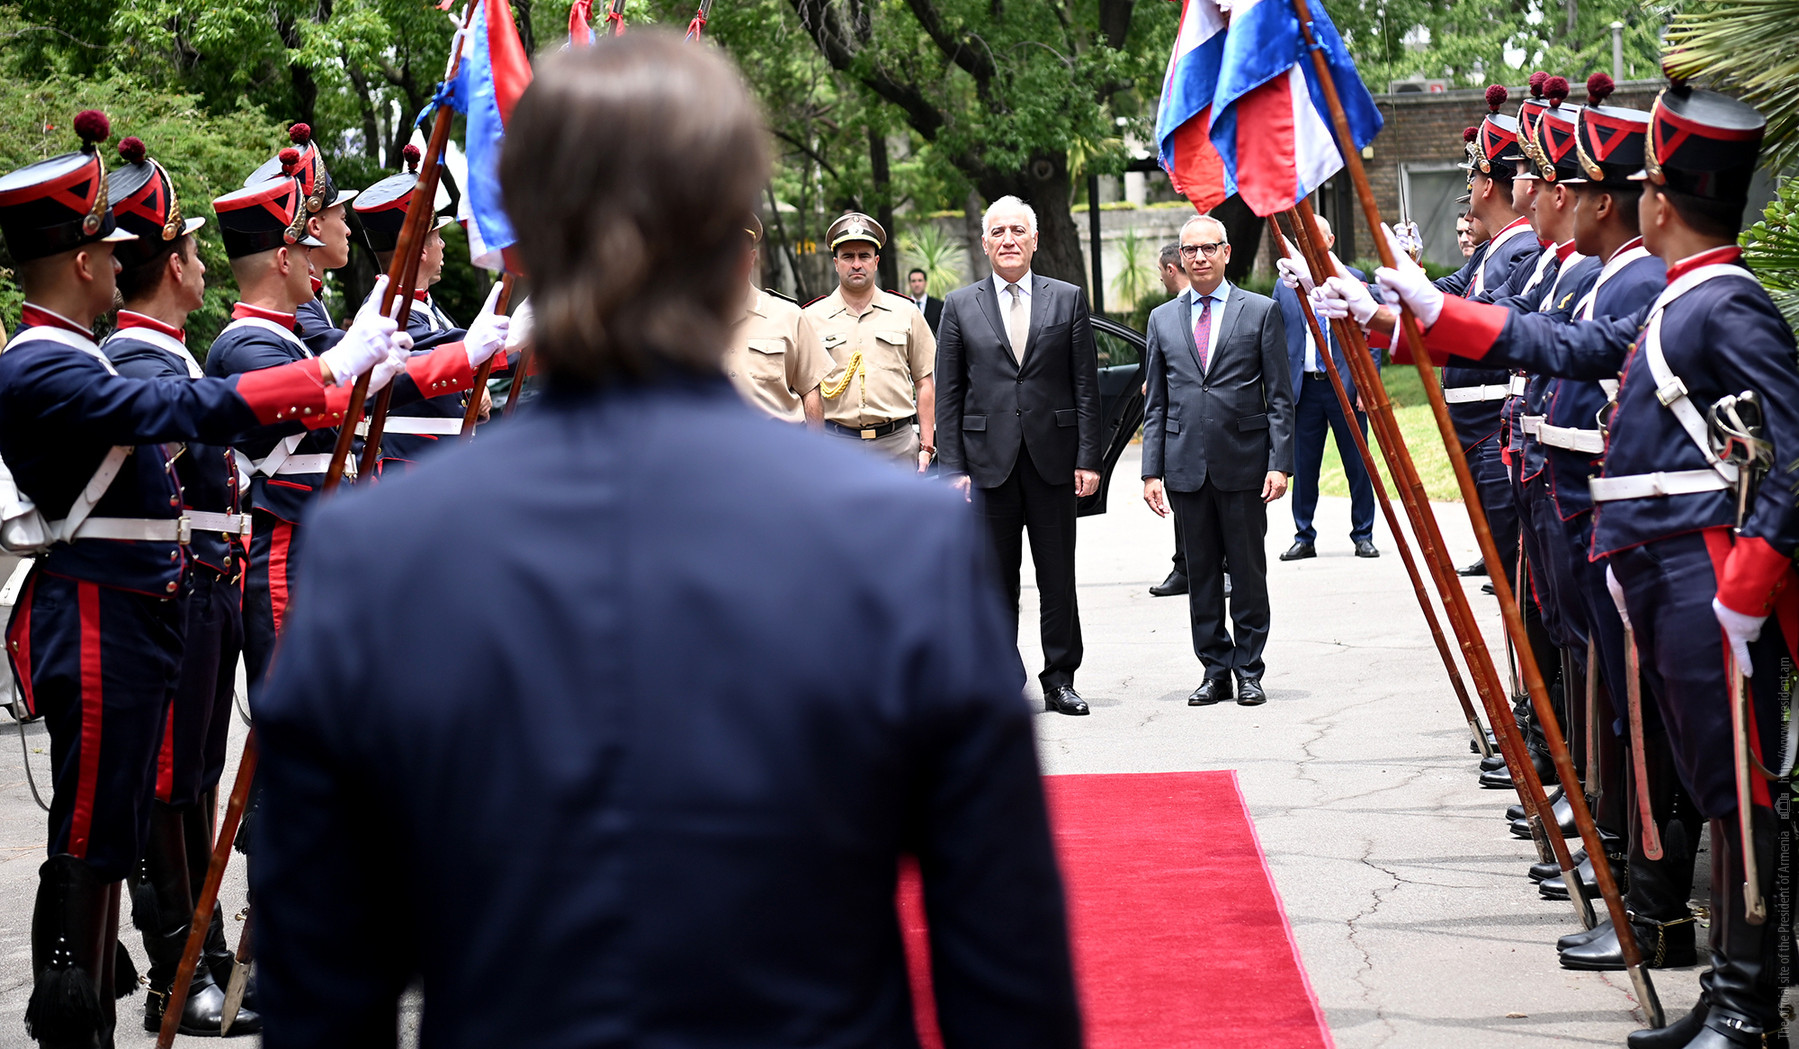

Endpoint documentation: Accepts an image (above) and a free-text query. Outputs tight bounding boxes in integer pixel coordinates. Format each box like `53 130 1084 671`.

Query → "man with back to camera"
907 266 943 334
1142 213 1293 708
724 213 830 427
935 195 1103 717
1149 239 1194 598
249 33 1081 1049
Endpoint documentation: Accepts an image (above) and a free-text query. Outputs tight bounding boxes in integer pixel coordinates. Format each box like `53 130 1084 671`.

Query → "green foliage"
1665 1 1799 175
1742 175 1799 331
1108 228 1155 310
896 223 965 299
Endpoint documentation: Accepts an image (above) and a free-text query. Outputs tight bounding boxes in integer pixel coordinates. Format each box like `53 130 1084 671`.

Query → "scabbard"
1623 624 1663 860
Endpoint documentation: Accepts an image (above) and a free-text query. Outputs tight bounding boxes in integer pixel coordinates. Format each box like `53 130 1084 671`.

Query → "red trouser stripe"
7 573 36 717
1703 528 1775 809
155 700 175 803
269 521 293 636
70 582 104 857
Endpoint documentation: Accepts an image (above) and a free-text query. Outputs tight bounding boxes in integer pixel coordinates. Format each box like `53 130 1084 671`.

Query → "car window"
1093 325 1142 369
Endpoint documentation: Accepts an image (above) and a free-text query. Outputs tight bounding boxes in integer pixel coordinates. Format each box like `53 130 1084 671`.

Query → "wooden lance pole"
460 274 517 437
1266 217 1489 758
1288 0 1661 1024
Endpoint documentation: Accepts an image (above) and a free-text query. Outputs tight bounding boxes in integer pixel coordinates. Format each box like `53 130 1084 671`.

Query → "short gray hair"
983 195 1038 236
1180 213 1228 244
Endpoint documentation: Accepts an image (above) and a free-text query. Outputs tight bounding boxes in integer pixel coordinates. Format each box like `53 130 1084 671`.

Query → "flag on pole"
451 0 532 270
1208 0 1381 216
1157 0 1382 217
569 0 595 47
1154 0 1231 212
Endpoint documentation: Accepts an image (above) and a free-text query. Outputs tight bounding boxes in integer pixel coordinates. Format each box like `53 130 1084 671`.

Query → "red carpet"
898 770 1332 1048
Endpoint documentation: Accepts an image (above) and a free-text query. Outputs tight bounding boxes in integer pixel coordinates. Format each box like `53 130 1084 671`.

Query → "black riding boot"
185 796 260 1020
1673 814 1783 1047
134 802 260 1036
27 855 112 1049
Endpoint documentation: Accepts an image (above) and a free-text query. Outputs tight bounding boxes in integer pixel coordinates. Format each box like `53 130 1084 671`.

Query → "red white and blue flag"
451 0 532 270
1157 0 1382 217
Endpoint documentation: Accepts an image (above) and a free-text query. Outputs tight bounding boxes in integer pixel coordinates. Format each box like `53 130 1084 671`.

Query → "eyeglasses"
1179 242 1226 259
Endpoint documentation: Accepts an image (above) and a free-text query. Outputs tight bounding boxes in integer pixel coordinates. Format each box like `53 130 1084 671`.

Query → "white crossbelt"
65 510 251 544
1519 415 1544 435
356 416 464 437
1443 384 1510 404
1537 423 1605 454
1508 376 1528 396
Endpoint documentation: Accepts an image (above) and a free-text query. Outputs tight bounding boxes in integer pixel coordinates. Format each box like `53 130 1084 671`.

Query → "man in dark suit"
907 267 944 334
250 35 1081 1049
1143 214 1294 707
1272 216 1379 561
936 195 1102 717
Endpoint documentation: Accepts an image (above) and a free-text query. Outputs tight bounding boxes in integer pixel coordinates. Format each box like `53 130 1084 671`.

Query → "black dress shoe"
1540 851 1628 900
1480 746 1557 790
1510 785 1565 824
1481 582 1496 596
1510 791 1579 839
1279 541 1316 561
1557 916 1609 951
1353 540 1380 558
1149 570 1189 597
1559 913 1696 970
1627 996 1709 1049
1236 678 1267 706
1043 686 1089 716
1189 678 1230 706
1460 557 1487 577
1481 753 1507 773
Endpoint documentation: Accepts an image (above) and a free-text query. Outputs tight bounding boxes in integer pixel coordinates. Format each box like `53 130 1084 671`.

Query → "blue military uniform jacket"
251 376 1081 1049
378 294 474 471
1429 247 1799 560
296 293 343 357
1437 218 1542 450
1509 251 1602 484
102 317 245 580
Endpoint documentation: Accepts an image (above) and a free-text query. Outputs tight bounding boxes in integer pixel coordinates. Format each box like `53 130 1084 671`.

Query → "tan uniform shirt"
723 289 832 424
805 287 935 428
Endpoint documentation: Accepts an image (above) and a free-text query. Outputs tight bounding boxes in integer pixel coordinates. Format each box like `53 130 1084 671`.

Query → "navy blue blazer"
1276 264 1374 405
251 377 1080 1049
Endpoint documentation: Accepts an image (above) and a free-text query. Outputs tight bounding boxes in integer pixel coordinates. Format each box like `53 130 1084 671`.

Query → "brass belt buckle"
860 428 878 440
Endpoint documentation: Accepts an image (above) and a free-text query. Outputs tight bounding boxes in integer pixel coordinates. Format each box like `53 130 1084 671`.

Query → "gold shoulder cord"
819 348 865 406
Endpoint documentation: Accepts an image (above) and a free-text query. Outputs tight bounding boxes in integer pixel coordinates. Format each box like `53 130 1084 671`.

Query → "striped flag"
451 0 532 270
1154 0 1231 212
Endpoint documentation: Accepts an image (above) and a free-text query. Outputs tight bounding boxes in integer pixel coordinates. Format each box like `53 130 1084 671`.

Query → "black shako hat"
1637 81 1766 206
108 136 207 266
1567 76 1650 189
0 110 137 262
213 148 326 259
352 145 455 254
246 123 359 215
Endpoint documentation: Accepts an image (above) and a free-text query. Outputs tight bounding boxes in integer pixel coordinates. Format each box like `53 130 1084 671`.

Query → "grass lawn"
1313 365 1462 502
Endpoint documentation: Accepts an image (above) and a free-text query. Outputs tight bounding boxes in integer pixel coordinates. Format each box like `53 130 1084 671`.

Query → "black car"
1077 315 1148 517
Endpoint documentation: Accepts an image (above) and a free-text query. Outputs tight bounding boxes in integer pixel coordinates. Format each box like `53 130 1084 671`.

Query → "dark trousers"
245 509 298 702
1170 482 1269 680
1469 434 1519 587
1170 522 1186 576
978 443 1083 690
162 570 243 807
1290 372 1374 544
5 569 182 881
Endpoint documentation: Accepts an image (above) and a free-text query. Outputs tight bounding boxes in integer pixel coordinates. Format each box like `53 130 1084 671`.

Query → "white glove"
320 275 403 385
366 347 409 393
1315 276 1379 327
1713 597 1766 677
1276 256 1313 294
1373 224 1444 327
505 297 533 350
463 281 510 368
1605 564 1631 632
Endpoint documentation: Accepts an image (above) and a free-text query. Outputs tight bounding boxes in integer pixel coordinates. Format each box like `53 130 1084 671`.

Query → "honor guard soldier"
1327 80 1799 1049
204 152 500 699
0 111 399 1049
351 145 511 471
100 136 264 1036
724 213 829 427
805 212 937 471
245 123 358 353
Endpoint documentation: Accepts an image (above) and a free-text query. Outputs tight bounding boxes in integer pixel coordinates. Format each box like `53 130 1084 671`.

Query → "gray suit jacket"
1141 285 1294 493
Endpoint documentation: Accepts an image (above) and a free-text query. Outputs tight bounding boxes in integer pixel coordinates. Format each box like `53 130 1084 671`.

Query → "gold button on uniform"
804 287 935 431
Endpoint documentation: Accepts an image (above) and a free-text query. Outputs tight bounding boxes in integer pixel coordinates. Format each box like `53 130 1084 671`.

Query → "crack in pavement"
1347 837 1402 1047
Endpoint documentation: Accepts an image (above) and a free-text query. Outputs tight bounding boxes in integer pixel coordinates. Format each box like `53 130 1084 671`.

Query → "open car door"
1077 316 1148 517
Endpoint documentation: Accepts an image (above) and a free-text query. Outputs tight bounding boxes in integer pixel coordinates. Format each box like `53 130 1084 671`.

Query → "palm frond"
1665 1 1799 172
1743 175 1799 330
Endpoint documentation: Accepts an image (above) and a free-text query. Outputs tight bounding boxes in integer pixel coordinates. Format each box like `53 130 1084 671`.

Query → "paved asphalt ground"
0 445 1752 1047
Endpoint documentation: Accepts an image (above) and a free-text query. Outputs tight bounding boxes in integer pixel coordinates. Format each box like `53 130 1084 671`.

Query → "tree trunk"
867 126 899 292
963 189 990 283
978 150 1085 289
1208 194 1262 283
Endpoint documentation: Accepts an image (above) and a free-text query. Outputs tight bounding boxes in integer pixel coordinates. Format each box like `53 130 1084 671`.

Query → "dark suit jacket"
1276 266 1376 406
1142 284 1294 492
251 378 1080 1049
935 274 1102 489
914 294 944 334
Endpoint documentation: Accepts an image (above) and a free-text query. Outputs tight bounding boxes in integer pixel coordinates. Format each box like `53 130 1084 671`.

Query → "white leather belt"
65 510 251 544
1589 468 1735 502
1537 424 1605 454
1520 415 1544 435
1443 384 1510 404
266 454 335 476
185 511 251 537
356 417 464 437
1509 376 1528 396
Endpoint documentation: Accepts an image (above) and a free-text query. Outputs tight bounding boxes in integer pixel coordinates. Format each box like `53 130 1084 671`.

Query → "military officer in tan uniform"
724 215 829 427
805 212 936 471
